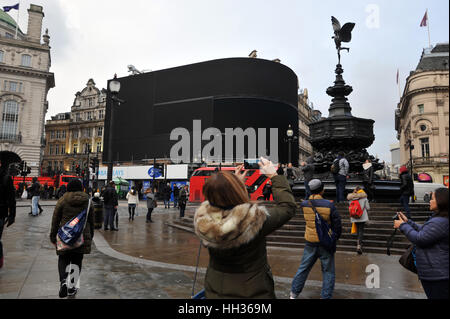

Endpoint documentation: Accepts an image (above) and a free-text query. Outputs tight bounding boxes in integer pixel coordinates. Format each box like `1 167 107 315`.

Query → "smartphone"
244 159 259 170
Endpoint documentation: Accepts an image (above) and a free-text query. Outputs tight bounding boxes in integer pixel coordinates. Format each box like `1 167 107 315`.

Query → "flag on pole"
396 69 399 85
420 10 428 27
2 3 19 12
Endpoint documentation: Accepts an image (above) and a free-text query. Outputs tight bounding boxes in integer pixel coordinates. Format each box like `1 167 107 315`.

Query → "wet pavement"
0 199 426 299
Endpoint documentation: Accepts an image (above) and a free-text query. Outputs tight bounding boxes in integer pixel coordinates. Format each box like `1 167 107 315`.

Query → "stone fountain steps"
167 203 429 255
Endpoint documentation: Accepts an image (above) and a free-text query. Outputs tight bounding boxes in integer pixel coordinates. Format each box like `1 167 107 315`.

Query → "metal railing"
414 156 449 166
0 133 22 143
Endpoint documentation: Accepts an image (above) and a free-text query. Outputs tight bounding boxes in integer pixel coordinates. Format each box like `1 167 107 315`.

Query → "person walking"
102 181 118 231
362 159 375 202
193 157 297 299
178 185 188 218
126 187 139 221
49 179 94 298
399 165 415 219
0 160 16 269
144 188 157 223
290 179 342 299
301 156 315 200
163 183 171 209
394 188 448 299
173 185 180 209
29 177 43 216
262 180 272 201
332 152 349 203
347 186 370 255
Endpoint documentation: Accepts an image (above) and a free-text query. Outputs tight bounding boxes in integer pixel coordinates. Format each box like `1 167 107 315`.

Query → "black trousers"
420 279 449 299
128 204 136 219
363 182 374 201
179 204 186 218
58 253 84 284
146 208 154 221
355 222 365 245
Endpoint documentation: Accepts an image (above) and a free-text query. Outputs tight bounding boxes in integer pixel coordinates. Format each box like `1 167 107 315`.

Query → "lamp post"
407 139 415 177
286 125 294 164
106 74 124 183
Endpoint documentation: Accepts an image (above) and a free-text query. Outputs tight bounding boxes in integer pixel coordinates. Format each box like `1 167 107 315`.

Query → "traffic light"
90 157 99 172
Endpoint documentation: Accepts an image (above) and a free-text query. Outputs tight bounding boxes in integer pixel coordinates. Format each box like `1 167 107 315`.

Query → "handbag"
21 190 28 199
310 200 337 253
56 199 91 252
399 244 417 274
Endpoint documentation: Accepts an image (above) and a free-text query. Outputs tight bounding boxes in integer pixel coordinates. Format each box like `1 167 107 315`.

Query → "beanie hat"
67 179 83 192
308 179 323 191
399 166 408 174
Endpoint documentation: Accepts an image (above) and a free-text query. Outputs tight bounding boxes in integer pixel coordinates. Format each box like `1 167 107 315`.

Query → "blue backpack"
310 200 337 253
58 200 90 246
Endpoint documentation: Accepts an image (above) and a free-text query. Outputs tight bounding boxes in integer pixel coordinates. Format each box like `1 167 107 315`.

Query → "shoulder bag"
310 200 337 253
56 199 91 252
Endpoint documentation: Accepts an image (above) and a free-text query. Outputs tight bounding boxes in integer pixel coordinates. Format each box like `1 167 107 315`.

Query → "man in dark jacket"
362 159 375 202
29 177 43 216
173 185 179 208
291 179 342 299
301 156 315 200
399 166 414 219
102 181 118 231
163 183 172 209
0 160 16 269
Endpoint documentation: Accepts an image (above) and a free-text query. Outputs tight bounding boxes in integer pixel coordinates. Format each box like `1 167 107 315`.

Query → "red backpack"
349 200 363 219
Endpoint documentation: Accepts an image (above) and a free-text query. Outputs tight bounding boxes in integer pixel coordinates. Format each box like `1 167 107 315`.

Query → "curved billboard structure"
103 58 299 165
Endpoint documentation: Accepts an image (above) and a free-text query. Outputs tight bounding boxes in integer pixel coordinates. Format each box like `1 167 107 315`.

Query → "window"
75 113 81 122
56 130 60 139
49 145 54 155
50 131 55 139
420 124 427 132
0 50 4 63
86 112 92 120
72 130 79 139
73 144 78 154
9 82 17 92
55 145 60 155
21 54 31 67
84 143 91 154
61 144 66 154
62 130 66 139
418 104 424 114
99 110 104 119
96 142 102 153
1 100 19 139
97 127 103 137
420 138 430 158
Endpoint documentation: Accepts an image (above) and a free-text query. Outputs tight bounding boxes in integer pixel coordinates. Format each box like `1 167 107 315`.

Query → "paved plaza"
0 200 426 299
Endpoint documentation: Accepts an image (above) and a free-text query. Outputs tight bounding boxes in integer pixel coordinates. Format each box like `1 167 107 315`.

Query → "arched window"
21 54 31 67
1 100 19 140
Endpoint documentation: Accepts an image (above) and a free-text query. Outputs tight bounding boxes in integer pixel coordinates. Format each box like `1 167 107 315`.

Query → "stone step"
272 229 408 242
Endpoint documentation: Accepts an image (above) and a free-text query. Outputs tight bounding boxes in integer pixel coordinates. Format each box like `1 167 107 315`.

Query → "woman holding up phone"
394 188 449 299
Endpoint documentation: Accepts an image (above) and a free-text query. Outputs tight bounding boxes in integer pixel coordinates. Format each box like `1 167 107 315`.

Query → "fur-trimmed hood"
194 201 268 249
347 191 367 201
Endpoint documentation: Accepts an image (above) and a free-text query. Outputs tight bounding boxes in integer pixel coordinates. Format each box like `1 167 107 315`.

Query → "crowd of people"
0 157 448 299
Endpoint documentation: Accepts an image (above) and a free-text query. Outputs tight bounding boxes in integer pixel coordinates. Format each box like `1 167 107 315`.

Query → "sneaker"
356 245 362 255
67 287 78 298
104 227 109 231
59 282 68 298
289 291 298 299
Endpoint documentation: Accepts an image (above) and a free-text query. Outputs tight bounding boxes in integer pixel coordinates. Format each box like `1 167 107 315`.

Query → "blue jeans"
304 181 311 200
291 243 336 299
32 196 40 216
164 199 170 208
400 195 411 219
173 197 179 208
335 175 346 203
104 206 116 229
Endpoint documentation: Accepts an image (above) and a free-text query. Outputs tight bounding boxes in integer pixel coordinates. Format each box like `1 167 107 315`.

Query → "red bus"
188 167 272 203
13 174 80 193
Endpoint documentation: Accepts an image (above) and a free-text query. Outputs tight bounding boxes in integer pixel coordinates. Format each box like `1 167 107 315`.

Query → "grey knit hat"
308 179 323 191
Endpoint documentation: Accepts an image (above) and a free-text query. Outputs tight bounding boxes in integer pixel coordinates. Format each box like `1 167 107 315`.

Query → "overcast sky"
8 0 450 162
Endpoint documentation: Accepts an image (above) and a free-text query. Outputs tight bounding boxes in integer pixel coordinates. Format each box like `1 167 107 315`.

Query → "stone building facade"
0 5 54 175
297 88 314 163
395 43 449 185
43 79 106 175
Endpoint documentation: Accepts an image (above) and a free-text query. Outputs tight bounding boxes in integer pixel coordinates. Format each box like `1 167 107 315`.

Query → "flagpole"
426 9 431 48
14 1 20 39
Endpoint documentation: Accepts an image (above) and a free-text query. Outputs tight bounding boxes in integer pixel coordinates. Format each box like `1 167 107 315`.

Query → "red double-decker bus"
188 167 272 203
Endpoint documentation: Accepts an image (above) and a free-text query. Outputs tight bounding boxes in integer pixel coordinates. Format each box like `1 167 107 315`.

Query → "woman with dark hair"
126 186 139 221
394 187 449 299
193 157 297 299
50 179 94 298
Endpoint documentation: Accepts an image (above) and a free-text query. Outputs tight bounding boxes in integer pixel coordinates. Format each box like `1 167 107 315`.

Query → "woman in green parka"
194 157 297 299
49 179 94 298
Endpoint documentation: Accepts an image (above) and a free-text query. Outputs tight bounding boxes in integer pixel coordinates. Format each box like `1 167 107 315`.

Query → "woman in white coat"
126 187 139 221
347 186 370 254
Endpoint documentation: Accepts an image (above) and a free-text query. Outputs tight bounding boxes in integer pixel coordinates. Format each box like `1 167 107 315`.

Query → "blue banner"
3 3 19 12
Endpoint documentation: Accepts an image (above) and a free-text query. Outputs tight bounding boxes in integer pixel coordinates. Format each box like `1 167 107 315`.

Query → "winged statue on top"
331 16 355 64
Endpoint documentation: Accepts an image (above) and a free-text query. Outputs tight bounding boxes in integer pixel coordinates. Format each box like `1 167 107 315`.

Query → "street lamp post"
106 75 124 183
408 139 415 177
286 125 294 164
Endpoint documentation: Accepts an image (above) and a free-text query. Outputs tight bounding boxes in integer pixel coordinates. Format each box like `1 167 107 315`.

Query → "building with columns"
0 4 54 175
395 43 449 186
43 79 106 175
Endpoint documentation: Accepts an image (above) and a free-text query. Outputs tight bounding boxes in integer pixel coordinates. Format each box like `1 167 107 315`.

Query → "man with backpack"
290 179 342 299
331 152 349 203
0 160 16 269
